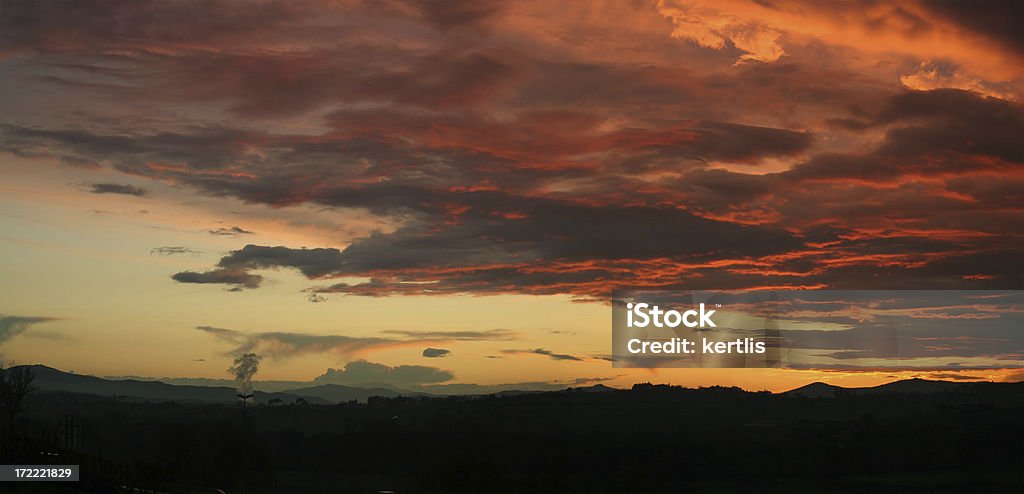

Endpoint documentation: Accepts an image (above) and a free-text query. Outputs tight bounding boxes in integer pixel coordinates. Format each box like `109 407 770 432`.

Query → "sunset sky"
1 0 1022 392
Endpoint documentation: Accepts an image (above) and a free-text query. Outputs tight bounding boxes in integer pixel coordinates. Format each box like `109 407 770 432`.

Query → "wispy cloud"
196 326 405 358
383 329 517 341
151 246 202 256
502 348 585 362
208 226 254 236
0 315 59 344
197 326 518 359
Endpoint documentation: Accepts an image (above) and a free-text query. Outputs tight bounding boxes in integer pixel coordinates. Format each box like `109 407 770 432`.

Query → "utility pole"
237 393 253 422
236 393 253 494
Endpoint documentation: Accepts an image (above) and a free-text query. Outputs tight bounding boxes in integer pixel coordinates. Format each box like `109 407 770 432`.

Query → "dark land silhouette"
2 365 1021 493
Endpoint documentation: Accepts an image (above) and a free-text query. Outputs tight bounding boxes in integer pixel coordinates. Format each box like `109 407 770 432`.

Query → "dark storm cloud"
348 197 802 262
0 99 805 220
678 122 814 163
805 249 1023 290
88 183 148 197
3 0 887 123
661 90 1023 291
171 196 806 295
156 48 521 118
210 245 345 278
422 347 451 358
787 90 1024 183
321 107 814 169
0 0 519 118
0 0 1020 301
406 0 504 31
314 359 454 385
223 220 1020 295
0 0 309 54
2 110 818 204
0 125 503 204
920 0 1024 55
0 124 259 171
0 316 59 344
12 91 1013 293
377 52 521 110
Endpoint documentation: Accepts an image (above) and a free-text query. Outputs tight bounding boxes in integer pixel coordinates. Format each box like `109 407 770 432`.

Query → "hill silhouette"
24 364 1004 403
784 378 969 398
6 364 1020 492
784 381 848 398
287 383 424 403
23 365 330 405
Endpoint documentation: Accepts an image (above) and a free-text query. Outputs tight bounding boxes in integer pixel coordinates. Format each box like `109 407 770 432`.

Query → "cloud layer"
1 0 1021 381
2 1 1020 301
314 360 454 386
196 326 515 359
88 183 148 197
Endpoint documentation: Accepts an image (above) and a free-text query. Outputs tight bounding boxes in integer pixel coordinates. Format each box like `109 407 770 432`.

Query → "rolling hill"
18 364 1008 404
783 377 971 398
21 365 331 405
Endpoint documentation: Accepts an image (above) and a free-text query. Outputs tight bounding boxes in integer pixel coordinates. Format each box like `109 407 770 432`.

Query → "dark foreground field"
4 380 1022 493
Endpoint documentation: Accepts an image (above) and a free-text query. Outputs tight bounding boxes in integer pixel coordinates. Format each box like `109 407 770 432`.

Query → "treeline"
8 381 1023 493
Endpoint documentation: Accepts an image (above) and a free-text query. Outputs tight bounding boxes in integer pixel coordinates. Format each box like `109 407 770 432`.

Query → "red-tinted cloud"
1 0 1021 298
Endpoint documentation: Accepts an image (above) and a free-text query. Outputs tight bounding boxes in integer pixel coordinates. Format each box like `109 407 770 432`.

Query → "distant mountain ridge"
286 383 425 403
21 365 331 405
15 365 1010 404
784 378 971 398
20 365 581 403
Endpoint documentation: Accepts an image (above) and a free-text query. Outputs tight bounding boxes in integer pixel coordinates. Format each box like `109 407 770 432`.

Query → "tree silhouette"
0 362 35 460
0 362 34 428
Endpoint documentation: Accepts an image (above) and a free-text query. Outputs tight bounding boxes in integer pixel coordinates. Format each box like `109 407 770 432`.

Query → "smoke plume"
228 352 261 396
